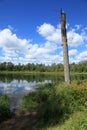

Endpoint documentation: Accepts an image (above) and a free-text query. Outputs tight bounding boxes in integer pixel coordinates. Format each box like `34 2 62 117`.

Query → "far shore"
0 71 87 75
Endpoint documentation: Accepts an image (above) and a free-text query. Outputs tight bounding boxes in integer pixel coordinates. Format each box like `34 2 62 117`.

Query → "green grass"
0 79 87 129
47 111 87 130
1 70 87 74
0 70 64 75
0 94 12 123
19 79 87 129
0 77 87 130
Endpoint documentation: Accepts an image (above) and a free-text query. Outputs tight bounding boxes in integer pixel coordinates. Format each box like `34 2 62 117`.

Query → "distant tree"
6 62 14 71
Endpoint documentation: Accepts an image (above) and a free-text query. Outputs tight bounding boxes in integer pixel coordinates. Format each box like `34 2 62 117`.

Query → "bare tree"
60 10 70 84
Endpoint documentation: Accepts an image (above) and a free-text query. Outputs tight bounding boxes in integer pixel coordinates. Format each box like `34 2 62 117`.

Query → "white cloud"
37 23 87 47
0 27 61 64
37 23 61 44
0 28 31 57
67 30 84 47
37 23 55 37
69 51 87 64
69 49 78 56
76 51 87 62
46 29 61 44
0 23 87 65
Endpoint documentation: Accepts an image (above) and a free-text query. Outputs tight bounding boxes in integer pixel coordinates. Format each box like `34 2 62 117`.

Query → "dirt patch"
0 112 39 130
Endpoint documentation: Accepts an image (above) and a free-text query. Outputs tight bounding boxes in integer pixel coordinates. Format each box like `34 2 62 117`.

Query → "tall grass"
20 80 87 128
47 111 87 130
0 94 12 123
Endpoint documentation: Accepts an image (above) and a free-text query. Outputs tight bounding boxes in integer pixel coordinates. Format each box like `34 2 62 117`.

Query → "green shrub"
47 111 87 130
0 94 12 123
20 85 54 111
37 84 77 124
20 81 87 125
20 91 39 111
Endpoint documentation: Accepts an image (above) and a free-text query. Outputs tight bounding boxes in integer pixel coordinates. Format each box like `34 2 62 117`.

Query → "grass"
1 79 87 130
0 70 64 74
0 94 12 123
47 111 87 130
1 70 87 74
19 79 87 129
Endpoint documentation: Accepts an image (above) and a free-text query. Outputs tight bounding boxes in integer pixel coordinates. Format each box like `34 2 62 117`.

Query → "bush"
20 80 87 125
0 94 12 123
20 85 54 111
48 111 87 130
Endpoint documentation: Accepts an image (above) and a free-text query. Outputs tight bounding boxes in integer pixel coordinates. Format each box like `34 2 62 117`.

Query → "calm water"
0 73 87 111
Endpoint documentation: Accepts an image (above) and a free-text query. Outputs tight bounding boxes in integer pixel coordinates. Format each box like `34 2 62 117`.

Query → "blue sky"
0 0 87 64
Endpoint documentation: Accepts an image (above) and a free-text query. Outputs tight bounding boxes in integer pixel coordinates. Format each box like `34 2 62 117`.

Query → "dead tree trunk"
60 10 70 84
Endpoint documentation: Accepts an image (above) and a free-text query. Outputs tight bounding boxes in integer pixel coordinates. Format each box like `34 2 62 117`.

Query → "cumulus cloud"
67 30 84 46
37 23 61 44
0 28 30 55
0 22 87 64
37 23 55 37
37 23 87 47
76 51 87 62
37 22 87 63
69 49 78 56
0 27 61 64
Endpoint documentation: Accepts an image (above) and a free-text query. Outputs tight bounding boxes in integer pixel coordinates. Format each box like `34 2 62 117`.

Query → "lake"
0 73 87 111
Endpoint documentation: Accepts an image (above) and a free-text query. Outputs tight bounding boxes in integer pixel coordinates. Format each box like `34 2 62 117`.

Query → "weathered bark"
61 10 70 84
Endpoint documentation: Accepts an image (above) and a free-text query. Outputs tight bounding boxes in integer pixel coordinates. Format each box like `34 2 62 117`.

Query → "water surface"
0 73 87 111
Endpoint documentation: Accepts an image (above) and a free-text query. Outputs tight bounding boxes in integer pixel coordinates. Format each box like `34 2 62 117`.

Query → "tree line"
0 61 87 72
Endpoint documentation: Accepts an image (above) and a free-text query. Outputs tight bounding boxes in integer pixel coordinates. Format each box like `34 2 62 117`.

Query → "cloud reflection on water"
0 79 51 111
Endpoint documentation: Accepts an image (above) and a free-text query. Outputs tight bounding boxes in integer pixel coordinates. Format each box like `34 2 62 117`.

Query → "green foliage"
70 61 87 72
0 60 87 73
0 62 64 72
20 80 87 126
48 111 87 130
20 84 54 111
20 91 39 111
0 94 12 123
